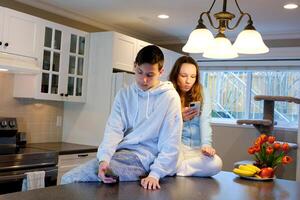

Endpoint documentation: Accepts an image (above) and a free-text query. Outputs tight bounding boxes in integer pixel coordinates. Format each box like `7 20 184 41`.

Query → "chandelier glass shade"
182 0 269 59
182 28 214 53
233 29 269 54
203 33 238 59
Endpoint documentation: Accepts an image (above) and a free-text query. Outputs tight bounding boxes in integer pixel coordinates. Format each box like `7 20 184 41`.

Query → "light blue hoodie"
97 81 183 180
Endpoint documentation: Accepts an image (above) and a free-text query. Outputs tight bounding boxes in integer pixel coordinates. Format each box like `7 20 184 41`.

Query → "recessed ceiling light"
158 14 169 19
284 3 298 9
0 68 8 72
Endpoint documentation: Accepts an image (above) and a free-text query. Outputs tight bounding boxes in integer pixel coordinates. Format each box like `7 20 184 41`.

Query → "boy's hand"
140 176 160 190
182 107 198 121
98 161 117 183
201 146 216 157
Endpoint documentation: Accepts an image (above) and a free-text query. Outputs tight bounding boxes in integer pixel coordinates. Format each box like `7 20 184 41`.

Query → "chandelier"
182 0 269 59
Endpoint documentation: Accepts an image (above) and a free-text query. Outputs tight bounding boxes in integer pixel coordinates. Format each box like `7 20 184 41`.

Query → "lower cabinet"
57 152 97 184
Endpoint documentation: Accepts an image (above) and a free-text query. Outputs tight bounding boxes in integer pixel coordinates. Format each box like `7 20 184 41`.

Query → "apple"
259 167 274 178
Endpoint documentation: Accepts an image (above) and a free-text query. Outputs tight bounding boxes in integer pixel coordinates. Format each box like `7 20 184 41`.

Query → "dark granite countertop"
1 171 299 200
26 142 97 155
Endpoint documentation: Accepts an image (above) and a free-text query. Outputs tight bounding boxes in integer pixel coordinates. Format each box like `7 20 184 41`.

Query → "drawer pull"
78 154 88 158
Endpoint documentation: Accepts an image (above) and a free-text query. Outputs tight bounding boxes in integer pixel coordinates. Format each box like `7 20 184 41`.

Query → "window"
201 70 300 128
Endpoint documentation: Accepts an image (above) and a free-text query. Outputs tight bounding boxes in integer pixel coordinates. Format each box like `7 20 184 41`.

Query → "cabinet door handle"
4 43 9 47
64 93 69 97
78 154 88 158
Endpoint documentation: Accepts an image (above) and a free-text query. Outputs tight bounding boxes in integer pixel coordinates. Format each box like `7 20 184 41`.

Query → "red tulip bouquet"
247 134 293 178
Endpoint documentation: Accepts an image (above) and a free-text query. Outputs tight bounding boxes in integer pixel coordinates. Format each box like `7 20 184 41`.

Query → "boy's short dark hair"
135 45 164 70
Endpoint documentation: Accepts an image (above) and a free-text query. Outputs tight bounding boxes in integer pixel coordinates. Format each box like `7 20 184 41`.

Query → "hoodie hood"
132 81 175 97
129 81 176 125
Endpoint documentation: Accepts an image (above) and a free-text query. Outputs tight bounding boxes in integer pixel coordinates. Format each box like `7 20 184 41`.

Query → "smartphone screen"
105 168 119 182
189 101 201 113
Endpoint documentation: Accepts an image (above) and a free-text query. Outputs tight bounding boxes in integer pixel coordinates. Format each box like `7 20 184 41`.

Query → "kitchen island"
0 171 299 200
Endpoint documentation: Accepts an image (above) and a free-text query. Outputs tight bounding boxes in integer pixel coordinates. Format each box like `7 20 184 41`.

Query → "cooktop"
0 147 58 172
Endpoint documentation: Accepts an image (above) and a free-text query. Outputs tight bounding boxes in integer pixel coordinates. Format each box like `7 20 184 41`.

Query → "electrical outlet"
56 116 62 127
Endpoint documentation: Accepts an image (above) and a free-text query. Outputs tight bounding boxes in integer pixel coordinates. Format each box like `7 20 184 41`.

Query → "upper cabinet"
112 33 137 72
112 33 151 72
38 23 89 102
65 31 88 101
14 19 89 102
112 32 181 76
0 7 39 58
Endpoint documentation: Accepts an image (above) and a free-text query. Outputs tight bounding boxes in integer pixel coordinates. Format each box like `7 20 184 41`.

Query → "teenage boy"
61 45 182 190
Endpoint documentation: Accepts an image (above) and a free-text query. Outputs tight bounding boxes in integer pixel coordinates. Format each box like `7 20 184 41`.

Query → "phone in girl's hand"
189 101 201 113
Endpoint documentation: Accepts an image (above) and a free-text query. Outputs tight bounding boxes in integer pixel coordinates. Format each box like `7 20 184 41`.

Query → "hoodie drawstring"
146 91 150 119
133 91 139 128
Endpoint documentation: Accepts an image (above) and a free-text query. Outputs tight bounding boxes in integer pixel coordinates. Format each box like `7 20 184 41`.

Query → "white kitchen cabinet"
57 152 97 184
14 20 89 102
112 32 181 76
136 40 152 53
113 33 136 72
113 33 152 72
37 23 89 102
0 7 39 58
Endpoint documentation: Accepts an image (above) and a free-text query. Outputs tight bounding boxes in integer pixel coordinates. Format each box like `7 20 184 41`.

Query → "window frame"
196 47 300 131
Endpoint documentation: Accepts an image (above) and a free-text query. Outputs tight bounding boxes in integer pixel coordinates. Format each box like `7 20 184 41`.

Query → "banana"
254 174 262 179
238 165 257 174
233 168 255 177
245 164 261 173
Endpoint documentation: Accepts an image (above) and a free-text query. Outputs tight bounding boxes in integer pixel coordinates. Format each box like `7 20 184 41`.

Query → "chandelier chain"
234 0 243 14
208 0 217 13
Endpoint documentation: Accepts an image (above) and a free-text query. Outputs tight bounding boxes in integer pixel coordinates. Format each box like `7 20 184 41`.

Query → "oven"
0 166 58 194
0 117 58 195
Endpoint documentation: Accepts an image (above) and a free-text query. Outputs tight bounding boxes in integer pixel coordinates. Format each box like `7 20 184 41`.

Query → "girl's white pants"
177 145 223 177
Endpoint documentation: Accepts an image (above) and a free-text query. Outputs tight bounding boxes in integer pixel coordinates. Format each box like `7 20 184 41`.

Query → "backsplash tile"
0 72 63 143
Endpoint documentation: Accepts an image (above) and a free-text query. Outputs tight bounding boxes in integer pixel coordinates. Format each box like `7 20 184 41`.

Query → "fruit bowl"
232 164 275 181
239 175 275 181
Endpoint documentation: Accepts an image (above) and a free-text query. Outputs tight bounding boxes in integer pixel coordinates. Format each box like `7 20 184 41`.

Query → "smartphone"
105 169 119 182
189 101 201 113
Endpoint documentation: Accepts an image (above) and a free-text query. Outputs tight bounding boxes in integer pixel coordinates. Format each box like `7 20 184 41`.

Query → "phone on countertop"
189 101 201 113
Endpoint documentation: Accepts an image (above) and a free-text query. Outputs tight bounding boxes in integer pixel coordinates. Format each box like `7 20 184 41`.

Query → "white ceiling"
17 0 300 45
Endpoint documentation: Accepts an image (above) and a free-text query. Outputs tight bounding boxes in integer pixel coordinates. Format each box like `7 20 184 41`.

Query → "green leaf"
272 151 284 167
261 144 267 162
268 151 275 167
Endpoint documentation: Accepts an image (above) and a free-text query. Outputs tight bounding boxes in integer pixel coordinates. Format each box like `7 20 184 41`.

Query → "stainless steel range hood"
0 52 40 74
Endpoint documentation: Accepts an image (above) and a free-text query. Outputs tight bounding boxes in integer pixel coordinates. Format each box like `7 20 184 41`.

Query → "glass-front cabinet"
38 23 89 102
12 10 89 102
40 27 62 95
66 34 86 98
